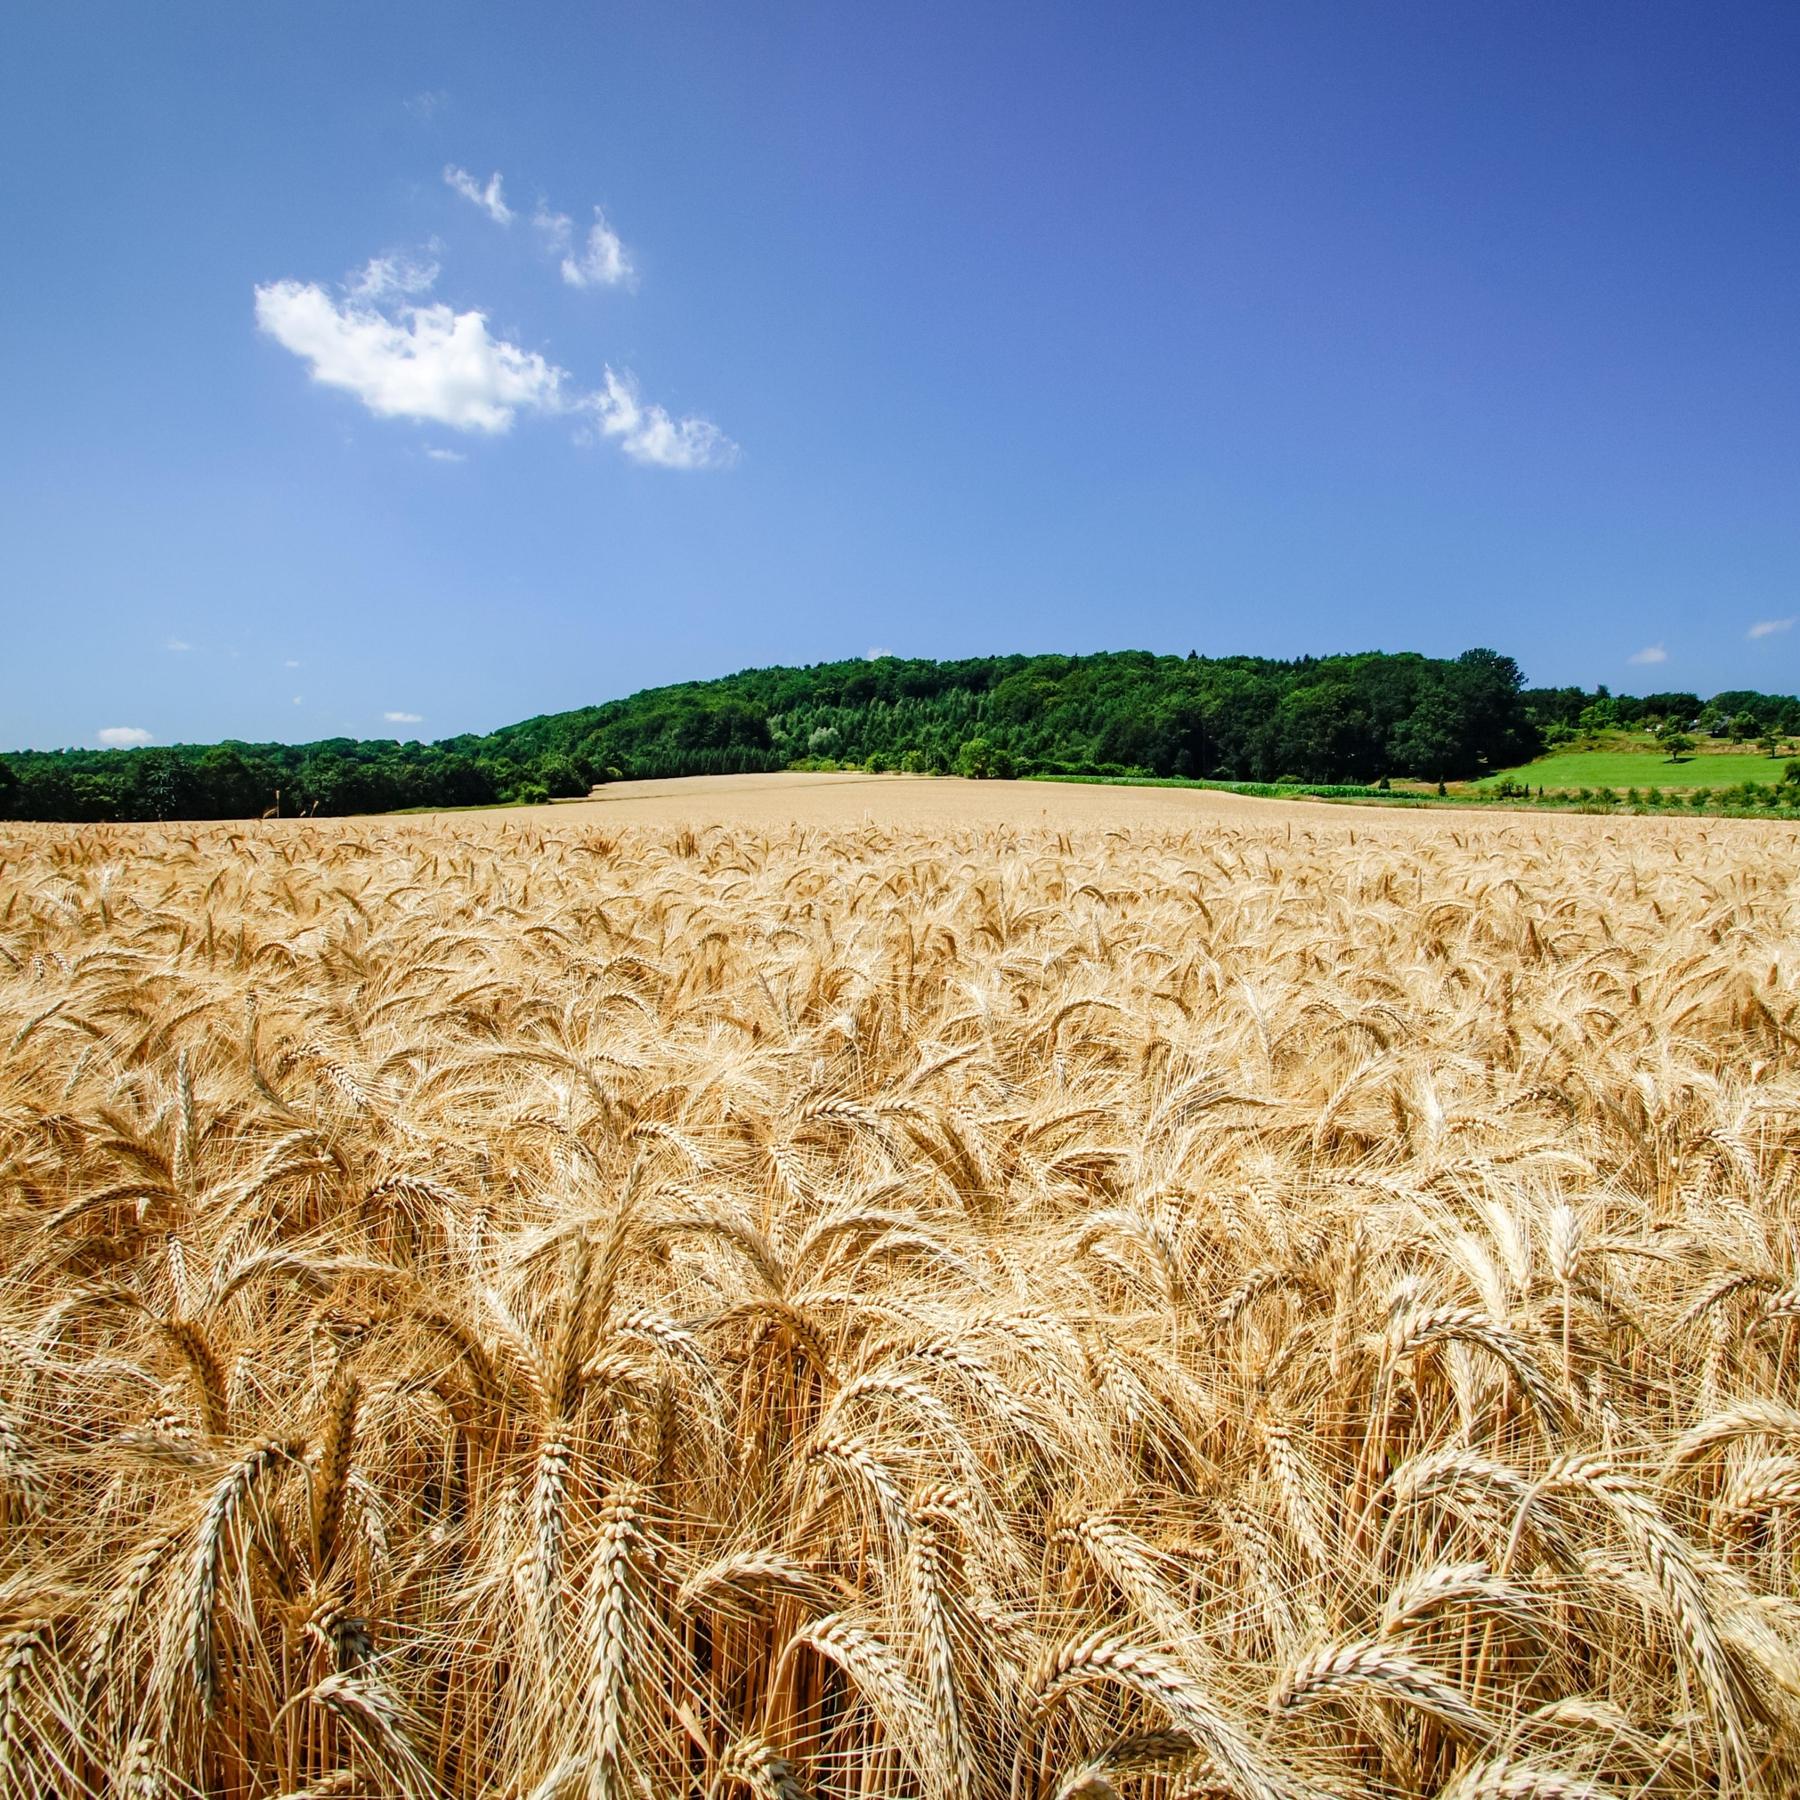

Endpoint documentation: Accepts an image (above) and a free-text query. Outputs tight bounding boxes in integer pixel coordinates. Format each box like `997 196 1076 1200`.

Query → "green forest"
3 648 1797 821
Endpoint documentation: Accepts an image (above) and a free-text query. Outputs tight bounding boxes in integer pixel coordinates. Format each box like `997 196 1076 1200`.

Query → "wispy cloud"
536 204 635 289
258 276 734 469
1628 643 1669 665
292 695 304 706
347 250 440 303
98 726 152 747
588 367 738 470
405 89 448 122
284 658 301 669
165 638 192 653
384 710 424 724
255 281 566 432
866 647 892 660
444 165 512 225
1749 617 1796 640
260 175 732 468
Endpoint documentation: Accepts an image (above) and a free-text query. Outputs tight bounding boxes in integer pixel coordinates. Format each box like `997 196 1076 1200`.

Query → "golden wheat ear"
10 808 1800 1795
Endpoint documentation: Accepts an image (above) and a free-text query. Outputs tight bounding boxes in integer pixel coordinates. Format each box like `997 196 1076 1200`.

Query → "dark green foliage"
6 646 1799 821
0 736 504 822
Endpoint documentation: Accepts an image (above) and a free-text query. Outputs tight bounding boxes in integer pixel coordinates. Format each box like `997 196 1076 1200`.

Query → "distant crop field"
1481 747 1788 789
5 796 1800 1797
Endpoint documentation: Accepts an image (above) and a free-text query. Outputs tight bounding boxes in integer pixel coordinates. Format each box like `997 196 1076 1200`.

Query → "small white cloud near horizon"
1628 643 1669 665
425 446 466 462
536 204 635 289
347 250 440 303
165 638 192 653
255 280 566 432
444 165 512 225
866 647 892 660
1749 617 1796 640
384 710 424 724
588 367 738 470
98 726 152 747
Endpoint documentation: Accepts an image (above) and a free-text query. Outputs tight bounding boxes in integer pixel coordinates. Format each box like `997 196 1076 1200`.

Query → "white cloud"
588 367 737 470
405 89 448 122
1749 617 1796 640
1628 643 1669 665
537 204 635 289
346 250 440 303
866 647 892 660
166 637 192 653
98 726 152 747
292 695 303 705
444 165 512 225
254 280 566 432
260 226 732 471
384 710 424 724
284 658 301 669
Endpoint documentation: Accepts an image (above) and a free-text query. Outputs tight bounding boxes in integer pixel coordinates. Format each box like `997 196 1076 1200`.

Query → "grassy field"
5 791 1800 1797
1480 746 1790 790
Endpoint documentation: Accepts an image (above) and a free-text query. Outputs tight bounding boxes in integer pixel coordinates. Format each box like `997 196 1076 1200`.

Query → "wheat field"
6 796 1800 1799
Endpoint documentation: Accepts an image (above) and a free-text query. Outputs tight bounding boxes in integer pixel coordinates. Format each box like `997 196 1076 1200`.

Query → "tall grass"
2 812 1800 1796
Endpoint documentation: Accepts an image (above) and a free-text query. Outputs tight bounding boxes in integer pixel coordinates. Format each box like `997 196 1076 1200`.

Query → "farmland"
5 782 1800 1798
1478 748 1791 793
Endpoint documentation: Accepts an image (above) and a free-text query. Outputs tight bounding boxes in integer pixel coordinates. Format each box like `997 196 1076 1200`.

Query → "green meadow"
1480 748 1790 791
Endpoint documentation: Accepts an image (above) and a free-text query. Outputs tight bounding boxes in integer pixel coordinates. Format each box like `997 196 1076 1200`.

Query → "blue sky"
3 2 1797 751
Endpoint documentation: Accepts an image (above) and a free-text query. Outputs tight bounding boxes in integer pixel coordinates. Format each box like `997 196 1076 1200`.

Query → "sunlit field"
1477 750 1789 792
6 786 1800 1799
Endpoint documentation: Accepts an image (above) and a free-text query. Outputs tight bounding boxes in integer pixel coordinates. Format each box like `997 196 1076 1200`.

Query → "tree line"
2 648 1795 821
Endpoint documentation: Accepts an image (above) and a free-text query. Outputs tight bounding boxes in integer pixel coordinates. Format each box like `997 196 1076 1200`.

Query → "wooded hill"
3 647 1795 820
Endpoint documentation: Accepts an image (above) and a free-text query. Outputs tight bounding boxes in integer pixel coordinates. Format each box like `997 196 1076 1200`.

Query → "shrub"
956 738 1015 779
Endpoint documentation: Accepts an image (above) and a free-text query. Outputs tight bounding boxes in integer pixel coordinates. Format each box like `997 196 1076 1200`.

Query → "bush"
536 755 587 798
956 738 1016 780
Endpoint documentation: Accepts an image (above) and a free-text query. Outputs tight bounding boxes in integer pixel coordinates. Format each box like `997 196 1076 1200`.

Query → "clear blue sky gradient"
3 2 1797 749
